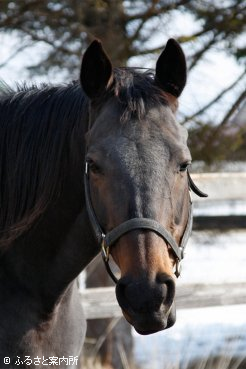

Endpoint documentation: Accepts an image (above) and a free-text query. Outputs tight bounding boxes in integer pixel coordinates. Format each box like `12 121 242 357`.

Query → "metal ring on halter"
101 234 109 262
174 260 182 278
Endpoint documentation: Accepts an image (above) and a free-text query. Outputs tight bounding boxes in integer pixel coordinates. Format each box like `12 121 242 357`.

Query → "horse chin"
121 304 176 335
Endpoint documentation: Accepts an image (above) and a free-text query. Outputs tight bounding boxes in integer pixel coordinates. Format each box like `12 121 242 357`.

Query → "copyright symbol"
4 357 10 364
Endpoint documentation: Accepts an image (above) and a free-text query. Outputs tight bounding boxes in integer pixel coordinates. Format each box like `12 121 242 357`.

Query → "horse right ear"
80 40 113 99
155 39 187 98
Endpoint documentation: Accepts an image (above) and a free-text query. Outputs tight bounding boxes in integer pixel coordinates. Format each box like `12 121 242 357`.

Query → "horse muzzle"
115 274 176 334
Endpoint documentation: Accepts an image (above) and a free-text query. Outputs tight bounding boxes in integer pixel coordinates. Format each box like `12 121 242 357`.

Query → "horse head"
81 39 192 334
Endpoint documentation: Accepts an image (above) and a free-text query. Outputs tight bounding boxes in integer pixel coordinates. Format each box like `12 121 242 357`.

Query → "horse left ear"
155 39 187 98
80 40 113 99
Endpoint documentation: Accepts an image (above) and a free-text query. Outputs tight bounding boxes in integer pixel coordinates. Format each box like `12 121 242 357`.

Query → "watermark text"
3 356 78 366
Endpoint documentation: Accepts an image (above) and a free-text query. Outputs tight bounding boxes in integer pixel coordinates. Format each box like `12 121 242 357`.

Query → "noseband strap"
103 217 188 261
84 162 206 282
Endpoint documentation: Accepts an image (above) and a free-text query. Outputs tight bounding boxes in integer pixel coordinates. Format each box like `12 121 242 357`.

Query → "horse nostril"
156 273 176 306
116 276 133 312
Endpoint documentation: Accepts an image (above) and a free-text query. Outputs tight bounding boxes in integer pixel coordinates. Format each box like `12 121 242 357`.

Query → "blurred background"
0 1 245 368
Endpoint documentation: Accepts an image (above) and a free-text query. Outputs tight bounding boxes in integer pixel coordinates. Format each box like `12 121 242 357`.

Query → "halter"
84 161 207 282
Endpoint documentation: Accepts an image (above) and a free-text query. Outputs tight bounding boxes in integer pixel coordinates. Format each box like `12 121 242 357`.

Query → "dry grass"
82 355 246 369
81 357 105 369
82 322 246 369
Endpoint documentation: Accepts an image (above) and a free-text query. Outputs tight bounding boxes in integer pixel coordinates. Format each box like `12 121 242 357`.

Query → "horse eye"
179 162 191 172
88 160 101 174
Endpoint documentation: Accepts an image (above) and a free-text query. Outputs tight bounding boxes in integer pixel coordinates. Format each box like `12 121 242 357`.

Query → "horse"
0 39 206 368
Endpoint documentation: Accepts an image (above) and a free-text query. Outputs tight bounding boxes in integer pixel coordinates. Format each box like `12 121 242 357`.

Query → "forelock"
112 68 168 122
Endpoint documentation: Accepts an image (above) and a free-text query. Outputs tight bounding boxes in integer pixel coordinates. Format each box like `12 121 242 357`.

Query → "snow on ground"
134 304 246 369
180 230 246 285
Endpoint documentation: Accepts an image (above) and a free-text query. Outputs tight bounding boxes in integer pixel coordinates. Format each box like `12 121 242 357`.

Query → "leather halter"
84 161 207 282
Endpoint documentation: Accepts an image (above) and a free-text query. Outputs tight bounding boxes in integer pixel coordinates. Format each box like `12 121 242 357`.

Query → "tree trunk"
81 0 129 65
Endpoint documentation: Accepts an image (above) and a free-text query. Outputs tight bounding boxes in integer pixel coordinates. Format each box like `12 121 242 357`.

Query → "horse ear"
80 40 113 99
155 39 186 98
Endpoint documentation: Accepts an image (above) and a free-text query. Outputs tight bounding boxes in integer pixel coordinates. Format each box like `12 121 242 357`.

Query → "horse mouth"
135 328 162 335
121 305 176 335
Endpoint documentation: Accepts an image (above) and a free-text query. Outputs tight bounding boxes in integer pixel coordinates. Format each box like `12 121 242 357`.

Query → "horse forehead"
127 105 187 141
95 101 186 141
122 108 187 156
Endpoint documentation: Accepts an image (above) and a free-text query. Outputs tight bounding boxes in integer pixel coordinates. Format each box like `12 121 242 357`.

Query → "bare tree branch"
219 89 246 127
18 26 74 55
132 45 164 56
0 41 32 69
124 0 191 22
128 18 146 43
181 70 246 125
188 35 219 70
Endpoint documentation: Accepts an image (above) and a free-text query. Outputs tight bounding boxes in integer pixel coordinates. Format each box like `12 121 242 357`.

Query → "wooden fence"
190 172 246 229
81 283 246 320
191 172 246 201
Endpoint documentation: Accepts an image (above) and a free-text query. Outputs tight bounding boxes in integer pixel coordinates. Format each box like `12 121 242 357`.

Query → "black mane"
0 81 88 246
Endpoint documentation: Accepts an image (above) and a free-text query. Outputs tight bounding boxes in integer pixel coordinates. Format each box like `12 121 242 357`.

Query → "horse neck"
0 170 93 358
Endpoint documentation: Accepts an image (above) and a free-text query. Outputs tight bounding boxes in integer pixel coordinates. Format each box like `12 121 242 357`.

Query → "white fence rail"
191 173 246 202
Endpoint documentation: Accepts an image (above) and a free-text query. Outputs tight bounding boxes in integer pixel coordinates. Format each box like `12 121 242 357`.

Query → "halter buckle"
174 260 182 278
101 234 110 262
